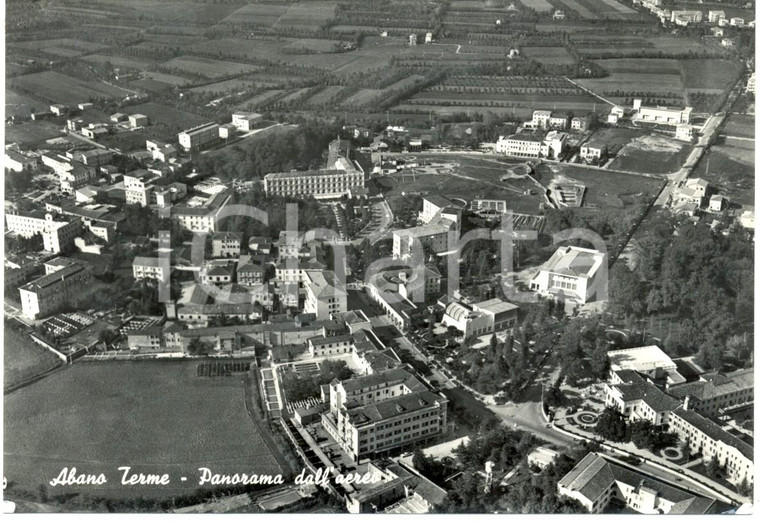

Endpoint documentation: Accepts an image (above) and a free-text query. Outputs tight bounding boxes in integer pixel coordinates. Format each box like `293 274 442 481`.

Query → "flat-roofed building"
178 122 220 152
633 100 692 125
392 221 455 259
19 262 92 319
528 446 560 470
322 368 448 462
470 198 508 215
132 256 170 282
442 298 519 339
263 166 364 199
419 195 453 224
171 191 231 233
231 112 263 131
529 246 606 304
304 269 347 320
496 134 542 158
607 345 677 377
128 114 149 128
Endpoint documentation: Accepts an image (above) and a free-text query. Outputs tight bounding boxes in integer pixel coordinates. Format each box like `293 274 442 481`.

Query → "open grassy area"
4 324 63 390
4 361 283 500
607 135 692 175
691 146 754 206
535 163 665 209
383 154 545 215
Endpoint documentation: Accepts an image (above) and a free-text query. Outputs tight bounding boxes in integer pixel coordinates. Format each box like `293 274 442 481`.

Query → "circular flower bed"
576 412 599 426
661 447 683 461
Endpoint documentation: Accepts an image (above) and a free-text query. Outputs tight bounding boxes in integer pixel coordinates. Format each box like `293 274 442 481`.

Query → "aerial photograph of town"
1 0 755 515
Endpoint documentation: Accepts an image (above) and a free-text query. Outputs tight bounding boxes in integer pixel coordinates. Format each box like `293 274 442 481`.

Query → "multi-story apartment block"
19 262 92 319
124 169 159 207
531 110 553 128
211 231 242 258
236 256 266 286
529 245 607 304
322 368 448 462
5 211 82 254
418 195 453 224
548 113 570 129
304 269 347 320
132 256 170 282
231 112 263 132
177 122 220 152
392 221 455 259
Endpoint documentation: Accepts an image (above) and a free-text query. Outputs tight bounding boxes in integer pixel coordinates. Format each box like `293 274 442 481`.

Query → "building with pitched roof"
558 452 716 514
529 245 606 304
211 231 242 258
303 269 347 320
19 262 92 319
666 368 753 418
132 256 170 282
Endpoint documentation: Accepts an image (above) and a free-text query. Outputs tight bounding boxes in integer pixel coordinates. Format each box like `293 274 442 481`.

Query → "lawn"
5 120 65 146
535 163 665 209
608 135 692 175
3 361 283 500
4 324 63 390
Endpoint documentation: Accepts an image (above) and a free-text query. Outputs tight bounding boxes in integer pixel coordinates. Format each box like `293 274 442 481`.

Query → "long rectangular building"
263 166 364 199
178 122 220 152
19 262 92 319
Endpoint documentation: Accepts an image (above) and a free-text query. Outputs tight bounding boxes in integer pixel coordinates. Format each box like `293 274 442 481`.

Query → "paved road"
491 398 577 446
353 197 394 245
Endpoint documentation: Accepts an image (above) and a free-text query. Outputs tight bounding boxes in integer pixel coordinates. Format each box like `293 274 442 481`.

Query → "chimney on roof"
683 395 690 411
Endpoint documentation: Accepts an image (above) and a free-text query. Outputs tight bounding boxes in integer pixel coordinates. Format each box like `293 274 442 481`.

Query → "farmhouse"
708 194 727 212
529 245 606 304
673 178 709 207
558 453 716 514
633 100 692 126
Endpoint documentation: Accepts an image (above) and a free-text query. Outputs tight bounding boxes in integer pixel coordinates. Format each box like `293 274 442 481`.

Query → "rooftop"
346 390 445 425
607 345 676 372
539 245 605 278
672 407 753 460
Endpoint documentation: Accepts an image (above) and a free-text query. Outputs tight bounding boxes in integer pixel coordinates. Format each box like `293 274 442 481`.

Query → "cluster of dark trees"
594 408 678 451
608 211 753 370
280 360 352 402
433 422 589 513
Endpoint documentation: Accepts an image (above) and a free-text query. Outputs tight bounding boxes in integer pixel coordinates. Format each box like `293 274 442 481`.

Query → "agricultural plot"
608 135 692 175
340 88 383 108
81 54 155 70
522 46 575 65
552 0 598 20
122 102 207 131
161 56 263 78
9 38 106 56
278 87 314 104
284 38 342 53
518 0 554 12
185 38 289 62
305 85 348 106
5 120 65 146
141 71 192 86
722 114 755 139
236 90 286 110
142 33 210 45
188 77 259 94
5 90 45 118
3 361 283 500
121 0 241 23
681 59 743 93
8 71 127 104
273 1 337 29
691 146 754 207
221 3 289 26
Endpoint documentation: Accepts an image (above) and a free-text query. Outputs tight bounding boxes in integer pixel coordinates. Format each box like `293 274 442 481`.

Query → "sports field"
4 361 283 500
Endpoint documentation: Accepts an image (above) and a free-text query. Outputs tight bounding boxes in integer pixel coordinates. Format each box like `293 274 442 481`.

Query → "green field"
691 145 754 206
4 361 283 500
9 71 129 104
4 325 63 390
608 134 692 175
122 102 207 132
